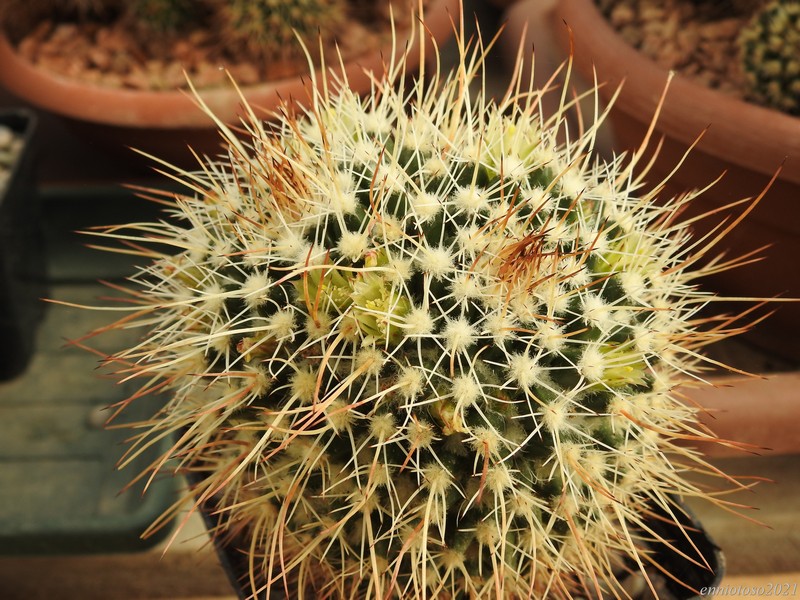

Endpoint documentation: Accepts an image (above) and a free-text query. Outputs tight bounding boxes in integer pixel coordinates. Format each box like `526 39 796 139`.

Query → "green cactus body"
127 0 195 32
739 0 800 114
85 19 751 600
222 0 348 58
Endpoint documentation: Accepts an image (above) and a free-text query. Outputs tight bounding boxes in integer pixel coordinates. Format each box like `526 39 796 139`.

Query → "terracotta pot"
681 372 800 459
518 0 800 360
0 0 459 167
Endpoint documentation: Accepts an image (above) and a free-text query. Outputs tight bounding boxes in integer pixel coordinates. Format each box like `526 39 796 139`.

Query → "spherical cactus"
219 0 348 58
126 0 197 32
84 18 755 600
739 0 800 114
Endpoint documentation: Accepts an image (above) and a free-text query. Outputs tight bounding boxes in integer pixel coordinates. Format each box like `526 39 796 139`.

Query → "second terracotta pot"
517 0 800 360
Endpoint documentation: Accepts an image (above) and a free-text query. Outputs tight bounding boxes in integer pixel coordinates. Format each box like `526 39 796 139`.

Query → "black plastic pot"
0 108 43 379
199 495 724 600
633 499 725 599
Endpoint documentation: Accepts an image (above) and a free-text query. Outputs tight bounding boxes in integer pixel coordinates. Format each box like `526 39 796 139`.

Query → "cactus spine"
82 14 755 600
739 0 800 114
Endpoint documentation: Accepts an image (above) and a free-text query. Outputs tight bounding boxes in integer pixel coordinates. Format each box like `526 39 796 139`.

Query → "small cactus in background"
5 0 119 18
126 0 198 32
219 0 349 58
739 0 800 114
0 0 118 37
80 14 757 600
45 0 117 15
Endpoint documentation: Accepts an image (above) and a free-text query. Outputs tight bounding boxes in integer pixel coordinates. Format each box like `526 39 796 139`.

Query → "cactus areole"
82 9 756 600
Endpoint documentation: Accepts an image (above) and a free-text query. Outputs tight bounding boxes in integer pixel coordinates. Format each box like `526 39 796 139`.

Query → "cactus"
78 15 759 600
0 0 204 40
0 0 119 18
47 0 117 15
219 0 349 58
125 0 197 32
739 0 800 114
0 0 119 37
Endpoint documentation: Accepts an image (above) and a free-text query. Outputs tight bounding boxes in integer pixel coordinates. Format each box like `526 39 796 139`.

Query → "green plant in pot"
219 0 349 61
0 0 456 167
72 11 764 600
125 0 197 32
527 0 800 362
0 0 350 69
738 0 800 115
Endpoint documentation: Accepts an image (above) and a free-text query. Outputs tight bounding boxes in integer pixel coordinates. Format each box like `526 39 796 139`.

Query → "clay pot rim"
0 0 458 129
553 0 800 186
